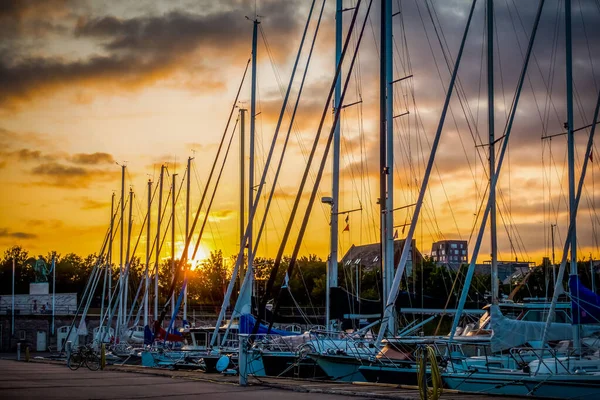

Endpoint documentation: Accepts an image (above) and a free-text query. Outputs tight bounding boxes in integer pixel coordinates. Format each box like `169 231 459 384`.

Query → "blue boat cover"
569 275 600 324
239 314 299 336
144 325 154 345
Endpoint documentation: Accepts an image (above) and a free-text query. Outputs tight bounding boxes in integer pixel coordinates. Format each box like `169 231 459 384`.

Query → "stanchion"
25 346 30 362
239 334 248 386
101 344 106 370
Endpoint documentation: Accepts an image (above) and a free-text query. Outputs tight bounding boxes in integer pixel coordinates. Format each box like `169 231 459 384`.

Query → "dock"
0 358 522 400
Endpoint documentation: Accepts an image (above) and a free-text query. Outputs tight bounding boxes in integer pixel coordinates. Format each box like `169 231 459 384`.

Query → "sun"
187 244 210 271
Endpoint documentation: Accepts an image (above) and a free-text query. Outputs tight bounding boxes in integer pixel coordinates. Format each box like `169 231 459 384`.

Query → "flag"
393 229 398 239
343 224 350 232
345 214 349 223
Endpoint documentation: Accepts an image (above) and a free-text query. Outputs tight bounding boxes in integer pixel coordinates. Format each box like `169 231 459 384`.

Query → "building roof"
340 239 423 272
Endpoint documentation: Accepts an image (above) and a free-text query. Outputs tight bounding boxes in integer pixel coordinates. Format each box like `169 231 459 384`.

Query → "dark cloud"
32 162 88 177
31 162 118 188
0 1 304 107
70 152 115 165
0 227 38 240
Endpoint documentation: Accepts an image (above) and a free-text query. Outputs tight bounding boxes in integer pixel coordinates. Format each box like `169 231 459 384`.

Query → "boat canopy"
569 275 600 325
239 314 299 336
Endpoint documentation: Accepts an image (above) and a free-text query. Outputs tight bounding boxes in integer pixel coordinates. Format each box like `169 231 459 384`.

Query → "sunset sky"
1 0 599 267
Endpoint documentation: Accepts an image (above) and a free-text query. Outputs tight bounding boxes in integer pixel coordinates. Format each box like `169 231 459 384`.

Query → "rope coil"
417 345 442 400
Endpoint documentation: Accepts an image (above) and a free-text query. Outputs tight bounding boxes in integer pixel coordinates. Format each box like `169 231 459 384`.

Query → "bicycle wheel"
67 351 83 371
85 353 100 371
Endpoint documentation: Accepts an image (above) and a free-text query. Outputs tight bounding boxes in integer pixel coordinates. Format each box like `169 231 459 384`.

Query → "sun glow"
188 244 210 271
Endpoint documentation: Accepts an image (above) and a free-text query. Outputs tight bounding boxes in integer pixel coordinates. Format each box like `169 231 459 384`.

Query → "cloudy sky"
0 0 599 267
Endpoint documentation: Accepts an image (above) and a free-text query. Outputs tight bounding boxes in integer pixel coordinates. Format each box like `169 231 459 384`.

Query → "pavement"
0 360 350 400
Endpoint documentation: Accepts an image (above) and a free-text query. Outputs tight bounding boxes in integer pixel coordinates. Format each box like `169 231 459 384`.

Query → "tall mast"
118 165 125 328
248 18 259 299
108 192 115 308
384 0 395 335
379 0 388 332
145 179 152 326
380 0 478 343
154 165 165 321
488 0 498 304
171 172 177 318
327 0 343 332
184 158 191 322
565 0 580 350
239 108 247 287
124 186 133 325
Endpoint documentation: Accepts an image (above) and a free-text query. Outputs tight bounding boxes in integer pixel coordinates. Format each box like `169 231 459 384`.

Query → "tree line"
1 245 593 311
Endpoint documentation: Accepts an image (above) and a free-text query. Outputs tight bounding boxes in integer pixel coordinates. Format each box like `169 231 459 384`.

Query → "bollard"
16 343 21 361
66 340 72 360
101 344 106 370
25 346 30 362
238 334 248 386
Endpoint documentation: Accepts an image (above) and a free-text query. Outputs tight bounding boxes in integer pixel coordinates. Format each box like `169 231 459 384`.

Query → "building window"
460 243 464 249
19 330 26 340
441 250 445 255
439 244 443 249
451 243 457 249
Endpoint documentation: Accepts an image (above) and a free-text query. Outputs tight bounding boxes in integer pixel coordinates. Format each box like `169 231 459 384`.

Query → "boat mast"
384 0 394 336
108 192 115 309
565 0 580 351
327 0 342 332
118 164 125 329
155 165 165 321
239 108 247 287
184 157 192 322
379 0 388 330
488 0 498 304
379 0 477 343
171 172 177 318
100 195 113 331
144 178 152 326
248 17 259 302
449 0 545 339
124 186 133 328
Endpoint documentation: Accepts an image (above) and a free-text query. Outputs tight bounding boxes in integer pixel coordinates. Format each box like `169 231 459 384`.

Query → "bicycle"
67 344 101 371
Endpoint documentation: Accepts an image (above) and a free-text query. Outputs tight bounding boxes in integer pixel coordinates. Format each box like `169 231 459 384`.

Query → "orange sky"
0 0 599 266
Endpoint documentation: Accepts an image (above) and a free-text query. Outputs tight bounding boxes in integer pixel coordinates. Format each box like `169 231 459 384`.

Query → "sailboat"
440 0 600 397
